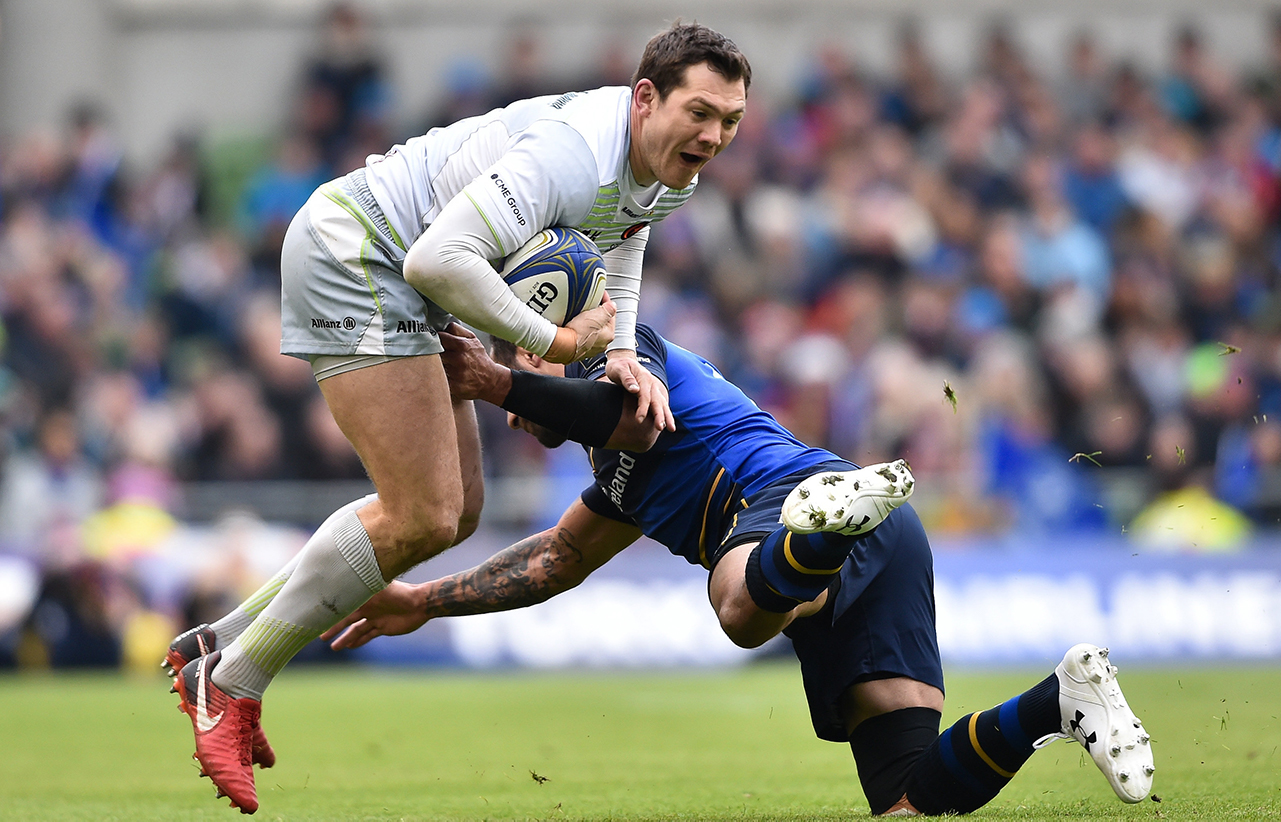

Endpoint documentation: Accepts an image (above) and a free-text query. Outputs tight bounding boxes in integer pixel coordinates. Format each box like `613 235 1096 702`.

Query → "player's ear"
518 349 543 370
633 79 659 115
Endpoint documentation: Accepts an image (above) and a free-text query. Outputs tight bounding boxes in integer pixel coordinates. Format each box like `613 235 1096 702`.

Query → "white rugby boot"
780 460 914 536
1034 644 1154 803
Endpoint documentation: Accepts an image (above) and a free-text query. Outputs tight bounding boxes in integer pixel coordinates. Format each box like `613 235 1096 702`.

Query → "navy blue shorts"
713 460 858 564
785 502 943 741
710 460 943 743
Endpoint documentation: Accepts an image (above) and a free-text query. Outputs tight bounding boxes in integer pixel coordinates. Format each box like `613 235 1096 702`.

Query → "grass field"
0 660 1277 821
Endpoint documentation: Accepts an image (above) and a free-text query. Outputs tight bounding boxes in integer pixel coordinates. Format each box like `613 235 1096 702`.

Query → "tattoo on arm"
423 527 589 618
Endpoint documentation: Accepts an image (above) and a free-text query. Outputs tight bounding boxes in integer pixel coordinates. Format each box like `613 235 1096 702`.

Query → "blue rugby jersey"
567 324 838 567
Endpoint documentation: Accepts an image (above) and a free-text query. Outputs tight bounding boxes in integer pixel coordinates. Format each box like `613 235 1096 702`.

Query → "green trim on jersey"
577 181 696 251
465 190 507 257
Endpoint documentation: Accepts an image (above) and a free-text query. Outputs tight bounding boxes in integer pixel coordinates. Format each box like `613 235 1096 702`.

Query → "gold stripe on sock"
968 712 1016 779
783 533 845 575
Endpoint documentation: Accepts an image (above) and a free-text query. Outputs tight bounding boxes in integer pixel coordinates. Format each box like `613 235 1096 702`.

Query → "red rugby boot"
173 651 260 814
166 625 276 769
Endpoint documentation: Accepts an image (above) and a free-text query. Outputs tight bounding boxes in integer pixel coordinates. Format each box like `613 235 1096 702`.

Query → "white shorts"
280 170 452 360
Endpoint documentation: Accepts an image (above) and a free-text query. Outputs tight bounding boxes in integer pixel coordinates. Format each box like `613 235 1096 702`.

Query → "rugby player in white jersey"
164 22 751 813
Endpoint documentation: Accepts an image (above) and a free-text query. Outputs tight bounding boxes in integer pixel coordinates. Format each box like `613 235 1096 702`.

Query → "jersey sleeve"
570 322 669 385
458 120 599 257
579 482 637 525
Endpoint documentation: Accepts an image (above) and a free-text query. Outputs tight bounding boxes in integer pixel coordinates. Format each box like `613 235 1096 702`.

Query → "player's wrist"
414 583 445 620
546 327 577 363
486 366 515 405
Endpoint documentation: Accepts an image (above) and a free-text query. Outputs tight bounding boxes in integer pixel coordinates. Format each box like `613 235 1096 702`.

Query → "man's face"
631 62 747 190
505 353 569 448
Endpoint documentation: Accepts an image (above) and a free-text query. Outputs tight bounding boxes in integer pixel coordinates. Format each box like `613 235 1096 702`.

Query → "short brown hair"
632 21 751 99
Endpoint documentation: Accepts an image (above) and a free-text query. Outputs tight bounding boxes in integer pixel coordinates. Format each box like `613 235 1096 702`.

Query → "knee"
452 509 481 546
384 499 463 560
717 600 771 649
410 510 462 556
452 484 483 546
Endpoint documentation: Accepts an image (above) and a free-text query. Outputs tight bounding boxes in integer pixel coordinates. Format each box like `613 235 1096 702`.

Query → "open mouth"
679 152 703 165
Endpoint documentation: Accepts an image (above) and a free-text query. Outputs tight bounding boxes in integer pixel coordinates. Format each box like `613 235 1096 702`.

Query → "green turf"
0 661 1277 820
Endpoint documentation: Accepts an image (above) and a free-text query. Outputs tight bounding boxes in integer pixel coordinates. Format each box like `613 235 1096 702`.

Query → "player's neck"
627 106 658 187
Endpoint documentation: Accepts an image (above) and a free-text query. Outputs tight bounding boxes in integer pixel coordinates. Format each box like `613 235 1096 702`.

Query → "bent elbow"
404 232 471 295
402 241 437 294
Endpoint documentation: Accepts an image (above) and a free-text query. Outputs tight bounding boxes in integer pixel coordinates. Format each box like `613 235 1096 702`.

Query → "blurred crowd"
4 4 1281 667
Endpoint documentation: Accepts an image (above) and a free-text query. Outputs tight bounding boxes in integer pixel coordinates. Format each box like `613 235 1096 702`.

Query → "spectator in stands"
296 1 392 170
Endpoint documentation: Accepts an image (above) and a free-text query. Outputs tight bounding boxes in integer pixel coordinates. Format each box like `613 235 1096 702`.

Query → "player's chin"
663 158 702 187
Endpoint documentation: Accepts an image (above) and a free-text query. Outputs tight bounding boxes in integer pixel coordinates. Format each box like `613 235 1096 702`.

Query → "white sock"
212 505 386 700
210 494 377 648
210 556 299 648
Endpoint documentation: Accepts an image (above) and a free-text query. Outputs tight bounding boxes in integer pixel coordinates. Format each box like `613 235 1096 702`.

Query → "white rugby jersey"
361 86 697 351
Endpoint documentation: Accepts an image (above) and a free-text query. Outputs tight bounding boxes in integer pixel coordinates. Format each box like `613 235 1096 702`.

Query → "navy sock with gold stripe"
743 525 850 612
904 673 1061 814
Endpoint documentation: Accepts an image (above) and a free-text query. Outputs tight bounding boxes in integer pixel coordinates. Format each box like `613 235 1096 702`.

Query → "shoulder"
535 86 632 184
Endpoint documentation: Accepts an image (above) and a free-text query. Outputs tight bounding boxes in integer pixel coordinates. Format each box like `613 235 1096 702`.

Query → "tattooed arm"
322 499 642 650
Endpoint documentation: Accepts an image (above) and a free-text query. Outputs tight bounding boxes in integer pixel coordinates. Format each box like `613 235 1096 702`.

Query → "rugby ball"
500 227 608 325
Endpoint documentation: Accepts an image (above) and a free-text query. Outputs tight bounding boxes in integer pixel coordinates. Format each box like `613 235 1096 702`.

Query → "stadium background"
1 0 1281 675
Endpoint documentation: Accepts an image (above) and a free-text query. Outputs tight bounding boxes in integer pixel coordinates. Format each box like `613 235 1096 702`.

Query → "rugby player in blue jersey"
322 323 1155 816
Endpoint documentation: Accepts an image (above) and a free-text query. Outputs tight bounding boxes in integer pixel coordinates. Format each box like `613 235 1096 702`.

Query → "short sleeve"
580 483 636 525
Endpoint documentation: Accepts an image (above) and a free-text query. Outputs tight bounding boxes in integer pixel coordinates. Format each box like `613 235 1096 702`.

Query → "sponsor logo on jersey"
395 319 437 334
620 206 652 219
606 452 637 506
312 317 357 330
489 173 527 226
621 222 650 240
550 92 580 110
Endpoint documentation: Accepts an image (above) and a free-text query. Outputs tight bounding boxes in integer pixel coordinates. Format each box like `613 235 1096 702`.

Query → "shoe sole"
162 648 189 678
781 460 914 535
1058 643 1154 803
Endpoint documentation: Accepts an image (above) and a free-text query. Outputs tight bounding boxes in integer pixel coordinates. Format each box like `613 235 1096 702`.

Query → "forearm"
500 371 628 447
403 197 557 355
416 526 592 619
602 227 646 353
